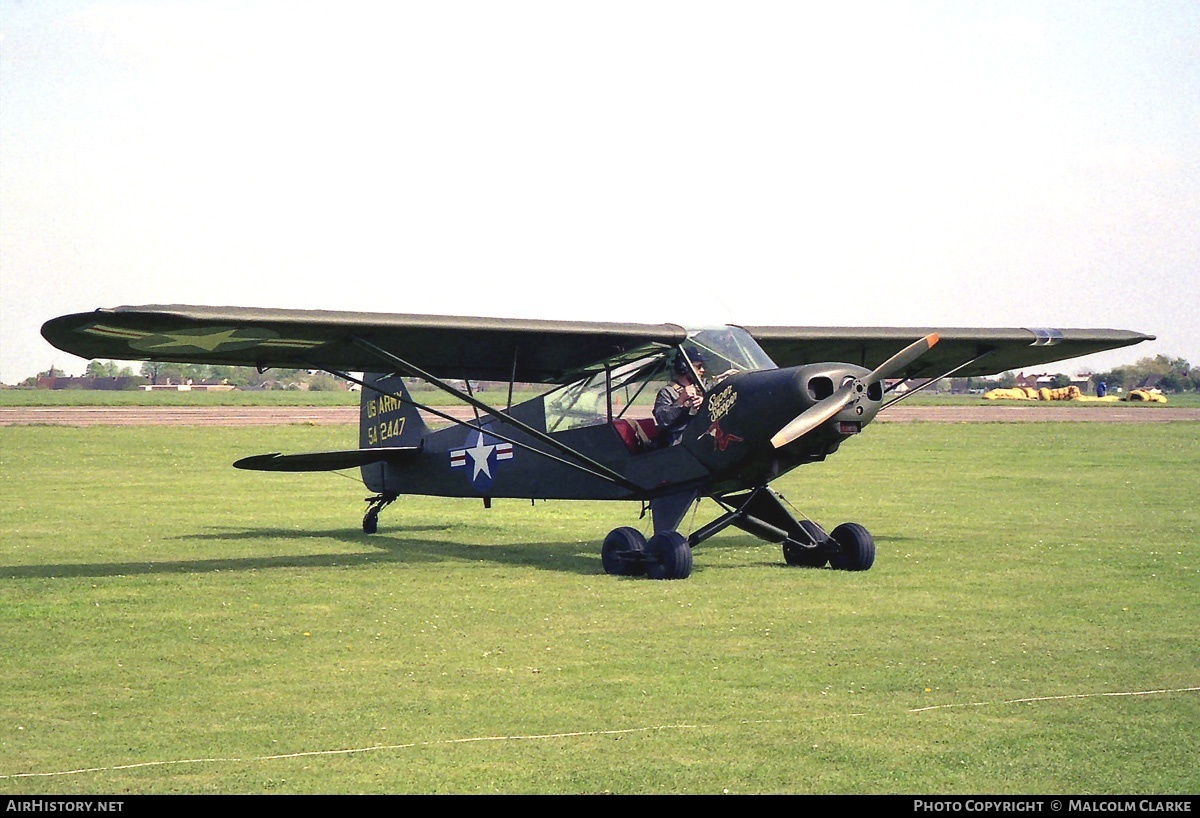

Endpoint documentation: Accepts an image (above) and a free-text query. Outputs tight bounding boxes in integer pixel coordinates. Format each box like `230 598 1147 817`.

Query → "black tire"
645 530 693 580
783 520 828 568
363 508 380 535
602 526 647 576
828 522 875 571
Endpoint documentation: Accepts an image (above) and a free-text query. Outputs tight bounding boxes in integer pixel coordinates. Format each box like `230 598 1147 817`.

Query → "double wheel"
783 520 875 571
601 527 693 580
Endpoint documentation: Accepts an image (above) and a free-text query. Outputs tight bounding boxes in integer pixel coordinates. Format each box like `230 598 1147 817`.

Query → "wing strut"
881 349 995 410
506 345 520 412
344 337 648 494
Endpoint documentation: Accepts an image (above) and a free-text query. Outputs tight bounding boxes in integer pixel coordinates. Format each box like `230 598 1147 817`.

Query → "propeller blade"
770 333 940 450
770 380 859 449
866 332 939 385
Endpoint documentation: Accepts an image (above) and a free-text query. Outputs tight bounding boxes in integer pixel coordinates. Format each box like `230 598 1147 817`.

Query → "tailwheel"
362 493 398 535
783 519 829 568
828 522 875 571
646 530 693 580
602 526 647 576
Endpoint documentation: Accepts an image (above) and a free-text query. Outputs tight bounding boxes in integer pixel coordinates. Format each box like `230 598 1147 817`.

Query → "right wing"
743 326 1155 380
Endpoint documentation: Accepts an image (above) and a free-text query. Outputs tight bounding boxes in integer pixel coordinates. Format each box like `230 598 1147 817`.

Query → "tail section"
360 372 429 491
233 373 425 474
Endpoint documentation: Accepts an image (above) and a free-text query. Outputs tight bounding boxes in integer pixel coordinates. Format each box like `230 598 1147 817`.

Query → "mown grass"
0 422 1196 794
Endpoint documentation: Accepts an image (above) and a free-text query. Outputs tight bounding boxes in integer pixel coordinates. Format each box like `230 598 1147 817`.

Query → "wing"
743 326 1155 380
41 306 1154 383
41 305 687 383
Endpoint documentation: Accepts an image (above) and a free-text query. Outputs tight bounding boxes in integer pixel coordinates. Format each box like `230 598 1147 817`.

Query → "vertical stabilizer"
359 373 428 491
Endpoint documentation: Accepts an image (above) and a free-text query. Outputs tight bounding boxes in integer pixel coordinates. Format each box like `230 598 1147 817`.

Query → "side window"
543 353 668 432
544 371 607 432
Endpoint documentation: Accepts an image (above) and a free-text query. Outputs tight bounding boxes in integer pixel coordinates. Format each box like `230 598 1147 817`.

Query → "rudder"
360 373 428 491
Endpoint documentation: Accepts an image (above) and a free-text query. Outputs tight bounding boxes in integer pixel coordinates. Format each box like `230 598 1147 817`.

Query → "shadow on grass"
1 525 600 580
0 526 916 581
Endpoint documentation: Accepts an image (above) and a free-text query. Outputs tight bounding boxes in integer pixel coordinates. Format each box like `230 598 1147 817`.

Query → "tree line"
1092 355 1197 393
24 354 1197 394
24 361 347 391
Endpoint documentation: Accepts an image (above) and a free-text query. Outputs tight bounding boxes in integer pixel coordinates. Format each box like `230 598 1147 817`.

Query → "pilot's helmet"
673 349 706 375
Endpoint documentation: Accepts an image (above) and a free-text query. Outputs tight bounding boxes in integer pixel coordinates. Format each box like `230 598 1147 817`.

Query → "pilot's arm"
654 385 687 429
654 383 703 435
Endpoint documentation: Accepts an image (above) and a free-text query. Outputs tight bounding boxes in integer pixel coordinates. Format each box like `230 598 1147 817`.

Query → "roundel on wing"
129 327 281 354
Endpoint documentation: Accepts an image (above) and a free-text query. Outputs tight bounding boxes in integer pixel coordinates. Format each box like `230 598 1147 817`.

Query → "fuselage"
360 358 883 503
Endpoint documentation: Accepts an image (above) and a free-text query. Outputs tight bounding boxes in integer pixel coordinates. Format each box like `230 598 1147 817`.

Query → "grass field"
1 421 1196 794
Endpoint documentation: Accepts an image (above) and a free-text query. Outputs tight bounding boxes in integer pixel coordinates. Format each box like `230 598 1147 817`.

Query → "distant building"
884 378 933 394
1014 372 1091 390
37 375 147 391
140 380 236 392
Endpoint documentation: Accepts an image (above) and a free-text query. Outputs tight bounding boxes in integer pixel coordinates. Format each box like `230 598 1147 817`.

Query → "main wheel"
783 519 828 568
645 530 693 580
601 526 647 576
828 522 875 571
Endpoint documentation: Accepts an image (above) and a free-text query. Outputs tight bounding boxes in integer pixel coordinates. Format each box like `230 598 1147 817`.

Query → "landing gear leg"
363 493 398 534
700 487 876 571
783 520 830 568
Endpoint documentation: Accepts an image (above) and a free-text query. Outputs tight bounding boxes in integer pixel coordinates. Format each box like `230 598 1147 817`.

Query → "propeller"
770 333 939 449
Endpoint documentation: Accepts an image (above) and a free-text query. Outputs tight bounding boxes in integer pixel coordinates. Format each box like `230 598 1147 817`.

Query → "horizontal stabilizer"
234 447 420 472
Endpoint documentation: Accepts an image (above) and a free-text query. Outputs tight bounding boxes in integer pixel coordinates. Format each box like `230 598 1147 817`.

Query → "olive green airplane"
42 305 1153 580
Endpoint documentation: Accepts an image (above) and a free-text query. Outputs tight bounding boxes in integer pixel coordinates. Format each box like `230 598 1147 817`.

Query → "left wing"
41 305 687 383
744 326 1155 380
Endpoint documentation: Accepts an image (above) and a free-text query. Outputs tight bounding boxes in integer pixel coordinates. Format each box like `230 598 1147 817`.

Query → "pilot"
654 352 706 446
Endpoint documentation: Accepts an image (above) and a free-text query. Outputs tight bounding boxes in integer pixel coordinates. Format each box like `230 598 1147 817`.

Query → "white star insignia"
465 432 495 480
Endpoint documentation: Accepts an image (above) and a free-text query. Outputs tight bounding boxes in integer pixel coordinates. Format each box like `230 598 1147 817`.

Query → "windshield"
682 326 776 381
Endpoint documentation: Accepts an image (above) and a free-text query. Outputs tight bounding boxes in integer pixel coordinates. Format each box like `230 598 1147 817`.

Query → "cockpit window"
540 327 774 432
543 352 666 432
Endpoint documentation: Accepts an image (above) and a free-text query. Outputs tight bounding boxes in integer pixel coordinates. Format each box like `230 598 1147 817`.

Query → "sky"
2 0 1197 383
